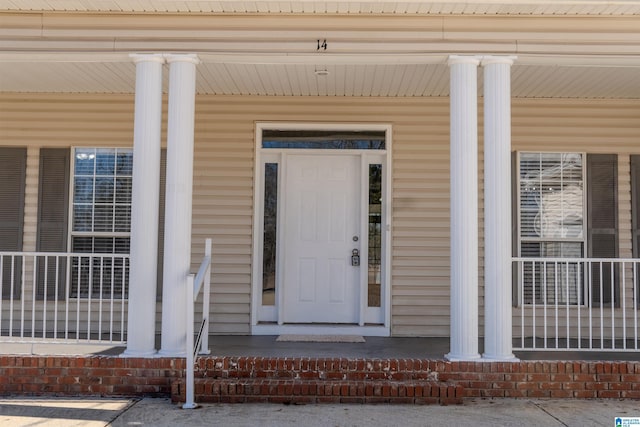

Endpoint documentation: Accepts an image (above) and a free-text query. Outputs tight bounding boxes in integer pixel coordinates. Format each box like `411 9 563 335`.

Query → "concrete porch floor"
1 336 639 361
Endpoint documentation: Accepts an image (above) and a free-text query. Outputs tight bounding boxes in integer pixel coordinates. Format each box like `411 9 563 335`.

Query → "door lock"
351 249 360 266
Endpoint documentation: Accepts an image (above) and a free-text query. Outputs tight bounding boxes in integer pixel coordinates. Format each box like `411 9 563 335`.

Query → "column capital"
164 53 200 65
448 55 481 66
481 56 517 66
129 53 166 64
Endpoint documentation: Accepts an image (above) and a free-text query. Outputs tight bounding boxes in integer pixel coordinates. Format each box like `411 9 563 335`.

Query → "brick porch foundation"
1 356 639 404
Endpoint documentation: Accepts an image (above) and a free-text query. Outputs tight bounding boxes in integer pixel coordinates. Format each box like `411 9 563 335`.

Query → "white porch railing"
0 251 129 344
184 238 212 409
513 257 639 351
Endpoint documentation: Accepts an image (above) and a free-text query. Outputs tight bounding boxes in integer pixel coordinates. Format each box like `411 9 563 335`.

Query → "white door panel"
283 154 360 323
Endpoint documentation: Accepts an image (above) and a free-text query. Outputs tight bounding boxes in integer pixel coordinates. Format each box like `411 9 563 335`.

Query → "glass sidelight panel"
262 163 278 306
368 164 382 307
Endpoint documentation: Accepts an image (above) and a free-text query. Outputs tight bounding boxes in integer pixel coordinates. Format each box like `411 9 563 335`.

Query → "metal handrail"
183 238 212 409
513 256 639 351
0 251 129 344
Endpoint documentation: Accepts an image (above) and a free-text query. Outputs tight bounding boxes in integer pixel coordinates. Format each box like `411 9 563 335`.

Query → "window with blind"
517 152 618 306
70 148 133 298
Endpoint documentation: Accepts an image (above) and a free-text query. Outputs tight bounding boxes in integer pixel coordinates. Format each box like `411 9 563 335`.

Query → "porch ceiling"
3 0 640 15
1 58 639 98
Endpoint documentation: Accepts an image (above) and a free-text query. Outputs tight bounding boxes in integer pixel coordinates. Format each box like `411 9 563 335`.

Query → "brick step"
171 378 464 405
193 357 443 382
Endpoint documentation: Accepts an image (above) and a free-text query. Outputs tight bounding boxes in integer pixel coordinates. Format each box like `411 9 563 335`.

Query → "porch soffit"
1 59 640 99
0 11 639 98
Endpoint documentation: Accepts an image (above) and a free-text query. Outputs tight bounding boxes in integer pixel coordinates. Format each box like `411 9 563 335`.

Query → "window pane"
519 209 538 238
72 236 93 252
94 177 114 203
74 177 94 203
94 237 115 253
262 130 385 150
114 237 130 254
74 149 95 175
95 149 116 175
116 151 133 176
115 177 132 204
520 152 583 240
94 205 114 232
114 205 131 232
73 204 93 232
368 164 382 308
262 163 278 306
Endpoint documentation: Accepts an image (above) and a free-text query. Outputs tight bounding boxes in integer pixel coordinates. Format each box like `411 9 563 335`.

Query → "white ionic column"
446 56 481 361
482 56 518 361
159 54 199 356
124 54 164 357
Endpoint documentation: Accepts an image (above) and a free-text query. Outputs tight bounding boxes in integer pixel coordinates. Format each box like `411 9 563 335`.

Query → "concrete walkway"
1 397 638 426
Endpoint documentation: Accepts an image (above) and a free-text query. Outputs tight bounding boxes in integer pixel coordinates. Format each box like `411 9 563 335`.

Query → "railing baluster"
520 260 524 350
621 261 626 350
98 256 104 342
554 261 558 350
599 261 604 350
633 262 640 350
0 255 3 336
8 256 14 337
120 257 127 343
87 255 93 342
588 260 593 350
40 256 48 339
577 260 582 349
65 254 71 340
18 255 24 338
109 255 115 343
610 261 615 350
565 261 570 349
542 262 548 349
76 256 82 342
532 261 537 349
54 256 59 339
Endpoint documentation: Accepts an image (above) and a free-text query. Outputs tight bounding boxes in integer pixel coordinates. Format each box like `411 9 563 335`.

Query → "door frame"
250 122 392 336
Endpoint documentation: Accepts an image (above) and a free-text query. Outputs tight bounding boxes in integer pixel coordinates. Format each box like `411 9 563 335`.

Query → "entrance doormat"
276 335 366 343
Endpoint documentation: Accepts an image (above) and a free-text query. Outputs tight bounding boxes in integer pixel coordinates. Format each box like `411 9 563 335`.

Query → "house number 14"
317 39 327 51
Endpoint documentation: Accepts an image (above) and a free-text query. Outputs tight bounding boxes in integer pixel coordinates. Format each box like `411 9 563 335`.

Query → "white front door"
282 154 361 323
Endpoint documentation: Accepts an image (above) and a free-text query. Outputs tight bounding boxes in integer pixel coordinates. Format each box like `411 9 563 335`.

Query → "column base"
482 353 519 362
445 352 482 362
157 348 187 357
121 349 157 358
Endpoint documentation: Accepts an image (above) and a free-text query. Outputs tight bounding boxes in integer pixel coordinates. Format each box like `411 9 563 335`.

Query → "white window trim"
250 123 392 336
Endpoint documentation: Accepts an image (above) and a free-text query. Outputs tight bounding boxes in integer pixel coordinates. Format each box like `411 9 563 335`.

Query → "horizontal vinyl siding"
2 94 639 337
391 101 450 336
192 96 453 335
